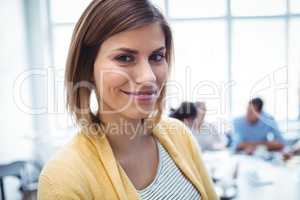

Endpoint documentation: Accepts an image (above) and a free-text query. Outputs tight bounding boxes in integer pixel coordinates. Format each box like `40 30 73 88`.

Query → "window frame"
47 0 300 122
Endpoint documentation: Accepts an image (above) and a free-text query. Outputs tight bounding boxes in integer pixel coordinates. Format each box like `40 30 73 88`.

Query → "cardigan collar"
85 121 208 200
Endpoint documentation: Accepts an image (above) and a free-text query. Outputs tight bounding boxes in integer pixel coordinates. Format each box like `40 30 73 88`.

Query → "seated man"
233 98 285 154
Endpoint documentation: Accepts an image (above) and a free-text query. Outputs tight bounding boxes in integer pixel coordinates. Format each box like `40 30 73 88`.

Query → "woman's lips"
120 90 158 102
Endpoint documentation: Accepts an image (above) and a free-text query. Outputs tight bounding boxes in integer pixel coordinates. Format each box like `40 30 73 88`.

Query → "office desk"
203 151 300 200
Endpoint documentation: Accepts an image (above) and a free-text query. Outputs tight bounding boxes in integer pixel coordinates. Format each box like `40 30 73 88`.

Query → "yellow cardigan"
38 117 219 200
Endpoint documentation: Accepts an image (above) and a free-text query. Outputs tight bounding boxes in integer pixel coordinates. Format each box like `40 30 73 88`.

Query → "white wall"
0 0 33 163
0 1 35 199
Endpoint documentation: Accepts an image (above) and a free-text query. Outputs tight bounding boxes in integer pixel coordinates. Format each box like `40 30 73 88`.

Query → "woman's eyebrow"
114 47 138 54
113 46 166 54
152 46 166 52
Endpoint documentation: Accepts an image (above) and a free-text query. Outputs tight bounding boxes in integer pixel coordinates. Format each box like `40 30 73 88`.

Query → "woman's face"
93 23 168 121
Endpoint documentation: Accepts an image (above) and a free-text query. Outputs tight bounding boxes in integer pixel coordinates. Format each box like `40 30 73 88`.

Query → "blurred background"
0 0 300 199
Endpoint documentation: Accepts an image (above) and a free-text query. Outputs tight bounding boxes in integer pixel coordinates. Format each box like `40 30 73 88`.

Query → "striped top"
137 139 201 200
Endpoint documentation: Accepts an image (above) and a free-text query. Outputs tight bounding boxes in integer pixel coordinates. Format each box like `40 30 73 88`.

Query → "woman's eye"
114 54 134 63
150 53 165 62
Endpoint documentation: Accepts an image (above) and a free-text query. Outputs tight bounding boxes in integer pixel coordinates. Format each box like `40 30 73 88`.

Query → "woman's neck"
99 112 152 156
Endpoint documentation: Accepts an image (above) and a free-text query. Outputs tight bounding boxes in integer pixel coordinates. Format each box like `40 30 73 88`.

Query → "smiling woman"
93 22 168 121
37 0 218 200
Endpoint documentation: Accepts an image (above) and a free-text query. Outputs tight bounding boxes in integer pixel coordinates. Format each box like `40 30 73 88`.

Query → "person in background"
290 141 300 155
283 140 300 160
192 102 227 151
232 97 285 154
169 102 226 151
169 102 198 128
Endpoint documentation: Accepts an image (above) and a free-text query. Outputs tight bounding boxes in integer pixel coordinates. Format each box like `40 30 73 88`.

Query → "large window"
231 19 286 118
49 0 300 126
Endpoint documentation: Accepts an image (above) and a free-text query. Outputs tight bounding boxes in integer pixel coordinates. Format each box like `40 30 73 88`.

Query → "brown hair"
65 0 173 129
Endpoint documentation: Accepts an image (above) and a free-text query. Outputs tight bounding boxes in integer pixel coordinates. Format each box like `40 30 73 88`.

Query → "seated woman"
193 102 227 151
37 1 218 200
169 102 198 129
169 102 226 151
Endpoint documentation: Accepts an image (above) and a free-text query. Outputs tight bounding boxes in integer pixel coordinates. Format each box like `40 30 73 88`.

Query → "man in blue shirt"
233 98 285 154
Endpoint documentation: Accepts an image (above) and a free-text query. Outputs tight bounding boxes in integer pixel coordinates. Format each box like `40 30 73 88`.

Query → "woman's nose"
134 61 156 84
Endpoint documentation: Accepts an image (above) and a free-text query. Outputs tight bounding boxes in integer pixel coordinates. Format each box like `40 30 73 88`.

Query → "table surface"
202 150 300 200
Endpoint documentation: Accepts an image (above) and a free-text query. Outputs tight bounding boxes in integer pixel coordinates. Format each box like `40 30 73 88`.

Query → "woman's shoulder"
159 116 193 131
40 135 83 177
40 132 97 175
157 116 189 132
38 133 95 199
156 117 196 149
